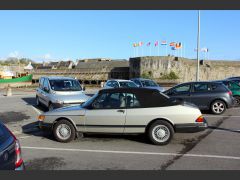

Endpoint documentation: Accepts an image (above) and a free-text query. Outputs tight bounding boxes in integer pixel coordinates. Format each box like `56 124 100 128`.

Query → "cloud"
43 53 51 60
8 51 22 58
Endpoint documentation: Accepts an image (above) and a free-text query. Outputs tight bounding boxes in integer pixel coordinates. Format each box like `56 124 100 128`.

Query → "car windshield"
119 81 137 88
49 79 82 91
82 93 99 108
141 80 158 87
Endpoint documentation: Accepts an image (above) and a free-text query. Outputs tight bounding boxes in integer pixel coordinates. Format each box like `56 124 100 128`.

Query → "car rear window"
0 123 11 144
211 83 228 91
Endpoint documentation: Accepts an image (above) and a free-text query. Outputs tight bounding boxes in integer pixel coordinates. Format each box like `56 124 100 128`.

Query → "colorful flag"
161 40 167 45
171 46 176 50
139 42 144 46
201 47 209 52
175 42 182 49
169 42 176 46
147 42 151 46
154 41 159 47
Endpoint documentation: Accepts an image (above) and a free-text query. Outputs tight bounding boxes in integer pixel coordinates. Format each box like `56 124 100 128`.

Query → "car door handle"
117 110 125 113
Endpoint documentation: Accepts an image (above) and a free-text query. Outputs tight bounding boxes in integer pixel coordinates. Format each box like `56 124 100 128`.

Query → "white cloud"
8 51 22 58
43 53 51 60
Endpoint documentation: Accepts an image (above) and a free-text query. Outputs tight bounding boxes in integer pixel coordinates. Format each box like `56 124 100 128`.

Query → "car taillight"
15 140 23 168
196 115 204 123
228 91 232 96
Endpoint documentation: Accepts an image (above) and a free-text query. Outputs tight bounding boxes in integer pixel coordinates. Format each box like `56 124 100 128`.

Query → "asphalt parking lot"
0 88 240 170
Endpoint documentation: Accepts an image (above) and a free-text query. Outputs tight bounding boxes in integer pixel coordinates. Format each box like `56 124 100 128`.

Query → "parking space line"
21 146 240 160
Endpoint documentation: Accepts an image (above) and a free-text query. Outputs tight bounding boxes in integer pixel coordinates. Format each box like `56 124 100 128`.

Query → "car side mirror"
43 87 49 93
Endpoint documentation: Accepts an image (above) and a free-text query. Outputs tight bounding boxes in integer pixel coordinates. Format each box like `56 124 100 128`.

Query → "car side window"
125 93 141 108
172 84 191 94
91 92 126 109
106 81 112 87
43 79 50 92
133 80 141 87
112 81 119 88
193 83 210 92
39 78 44 89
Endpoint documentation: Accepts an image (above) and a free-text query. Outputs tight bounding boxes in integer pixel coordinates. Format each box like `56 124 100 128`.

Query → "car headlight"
38 115 45 121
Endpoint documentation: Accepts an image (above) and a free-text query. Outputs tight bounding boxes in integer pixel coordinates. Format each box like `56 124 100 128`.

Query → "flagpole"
158 45 159 56
196 10 200 81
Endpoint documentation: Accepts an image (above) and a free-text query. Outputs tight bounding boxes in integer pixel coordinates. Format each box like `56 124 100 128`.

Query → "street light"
196 10 200 81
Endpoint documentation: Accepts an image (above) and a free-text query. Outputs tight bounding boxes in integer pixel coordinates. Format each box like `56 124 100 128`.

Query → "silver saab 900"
38 88 208 145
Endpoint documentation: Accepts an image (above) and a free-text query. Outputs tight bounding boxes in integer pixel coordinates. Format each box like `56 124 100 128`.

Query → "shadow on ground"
21 121 150 144
208 126 240 133
21 97 47 112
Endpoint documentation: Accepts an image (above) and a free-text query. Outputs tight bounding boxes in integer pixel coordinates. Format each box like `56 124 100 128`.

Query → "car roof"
107 79 133 82
42 76 77 80
99 87 160 94
131 78 154 81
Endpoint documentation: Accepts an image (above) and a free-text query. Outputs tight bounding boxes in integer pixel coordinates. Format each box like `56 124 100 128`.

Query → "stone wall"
129 56 240 83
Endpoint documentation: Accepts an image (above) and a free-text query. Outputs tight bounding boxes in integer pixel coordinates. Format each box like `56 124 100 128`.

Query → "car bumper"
15 163 25 170
52 102 83 109
175 118 208 133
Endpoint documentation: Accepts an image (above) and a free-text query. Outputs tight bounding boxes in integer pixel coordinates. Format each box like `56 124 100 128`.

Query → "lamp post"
196 10 200 81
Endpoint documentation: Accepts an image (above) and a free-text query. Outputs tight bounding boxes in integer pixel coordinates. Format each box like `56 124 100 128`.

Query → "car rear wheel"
211 100 226 114
147 120 174 145
233 96 240 106
53 120 76 143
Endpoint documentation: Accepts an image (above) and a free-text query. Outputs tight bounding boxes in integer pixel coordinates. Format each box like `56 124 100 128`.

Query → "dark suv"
163 81 234 114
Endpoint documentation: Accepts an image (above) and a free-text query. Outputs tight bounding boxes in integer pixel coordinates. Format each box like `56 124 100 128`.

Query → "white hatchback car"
38 88 208 145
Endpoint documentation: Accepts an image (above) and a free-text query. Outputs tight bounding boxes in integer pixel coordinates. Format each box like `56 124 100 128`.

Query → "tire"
233 96 240 106
48 103 54 111
147 120 174 145
36 96 40 107
211 100 226 115
53 119 76 143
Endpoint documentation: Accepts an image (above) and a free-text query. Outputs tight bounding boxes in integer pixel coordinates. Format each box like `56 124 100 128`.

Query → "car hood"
52 92 90 103
44 105 86 116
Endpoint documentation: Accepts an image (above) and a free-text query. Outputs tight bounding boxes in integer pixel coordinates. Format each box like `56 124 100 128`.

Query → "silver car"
104 79 138 89
36 76 90 110
38 88 207 145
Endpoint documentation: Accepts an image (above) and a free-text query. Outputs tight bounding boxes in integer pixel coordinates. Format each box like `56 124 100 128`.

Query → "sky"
0 10 240 62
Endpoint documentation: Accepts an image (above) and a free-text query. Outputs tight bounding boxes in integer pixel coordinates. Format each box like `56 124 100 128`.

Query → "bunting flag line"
171 46 176 50
154 41 159 47
169 42 176 46
175 42 182 49
147 42 151 46
139 42 144 46
201 47 209 52
161 40 167 45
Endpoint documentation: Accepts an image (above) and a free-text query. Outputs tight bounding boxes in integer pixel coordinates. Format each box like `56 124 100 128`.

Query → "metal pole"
196 10 200 81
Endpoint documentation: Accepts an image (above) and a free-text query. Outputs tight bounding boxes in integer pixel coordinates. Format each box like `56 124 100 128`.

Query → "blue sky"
0 10 240 62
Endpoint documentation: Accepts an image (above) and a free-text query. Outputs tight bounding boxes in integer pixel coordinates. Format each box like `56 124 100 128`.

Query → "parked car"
131 78 165 92
226 76 240 80
36 77 90 111
213 80 240 106
163 81 234 115
38 88 207 145
104 79 138 89
0 121 24 170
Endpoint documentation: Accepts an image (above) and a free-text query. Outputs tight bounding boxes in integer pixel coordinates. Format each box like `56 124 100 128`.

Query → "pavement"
0 88 240 170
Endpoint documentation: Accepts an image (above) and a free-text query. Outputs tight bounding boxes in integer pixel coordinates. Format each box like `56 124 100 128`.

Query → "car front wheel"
53 120 76 143
147 120 174 145
211 100 226 115
36 96 40 106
